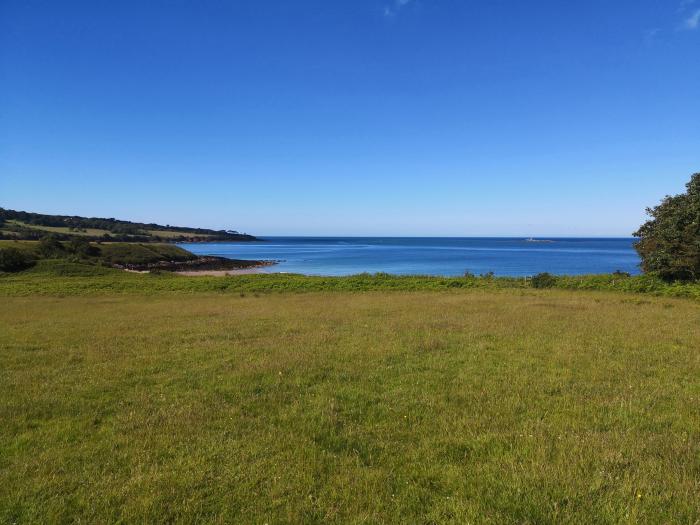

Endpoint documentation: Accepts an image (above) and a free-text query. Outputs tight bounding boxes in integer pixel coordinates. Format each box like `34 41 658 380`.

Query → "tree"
0 247 34 272
531 272 556 288
633 172 700 281
68 237 98 257
38 235 65 258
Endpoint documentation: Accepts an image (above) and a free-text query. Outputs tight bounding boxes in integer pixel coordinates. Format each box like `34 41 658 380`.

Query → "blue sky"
1 0 699 236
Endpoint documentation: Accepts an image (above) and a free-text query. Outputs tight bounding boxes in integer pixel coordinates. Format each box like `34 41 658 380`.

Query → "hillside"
0 208 257 243
0 240 273 274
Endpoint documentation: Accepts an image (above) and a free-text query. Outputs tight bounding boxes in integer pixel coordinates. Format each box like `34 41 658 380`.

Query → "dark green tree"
38 235 65 258
68 237 98 257
0 247 34 272
633 172 700 281
531 272 556 288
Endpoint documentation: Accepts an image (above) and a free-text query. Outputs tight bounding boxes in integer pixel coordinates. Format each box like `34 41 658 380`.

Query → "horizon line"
237 234 638 239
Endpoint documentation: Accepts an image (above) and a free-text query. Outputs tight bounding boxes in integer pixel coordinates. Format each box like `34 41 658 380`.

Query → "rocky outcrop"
114 256 277 272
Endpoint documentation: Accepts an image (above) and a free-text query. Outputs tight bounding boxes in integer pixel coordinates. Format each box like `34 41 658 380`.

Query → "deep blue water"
180 237 640 277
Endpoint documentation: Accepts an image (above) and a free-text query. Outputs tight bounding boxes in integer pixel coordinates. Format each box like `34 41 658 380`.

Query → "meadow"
1 263 700 523
1 220 114 237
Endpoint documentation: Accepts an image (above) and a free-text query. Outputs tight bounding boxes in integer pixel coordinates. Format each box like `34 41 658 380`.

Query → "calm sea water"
180 237 640 277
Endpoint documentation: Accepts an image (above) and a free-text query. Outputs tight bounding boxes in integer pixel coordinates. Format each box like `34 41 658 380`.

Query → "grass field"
2 220 216 240
3 259 700 300
4 220 115 237
145 229 214 239
1 275 700 522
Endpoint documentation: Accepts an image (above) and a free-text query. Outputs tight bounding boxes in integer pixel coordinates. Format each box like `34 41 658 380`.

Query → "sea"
179 237 640 277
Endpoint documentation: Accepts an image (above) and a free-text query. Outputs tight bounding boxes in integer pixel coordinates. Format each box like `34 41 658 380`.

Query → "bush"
38 235 65 258
68 237 99 258
531 272 557 289
0 247 34 272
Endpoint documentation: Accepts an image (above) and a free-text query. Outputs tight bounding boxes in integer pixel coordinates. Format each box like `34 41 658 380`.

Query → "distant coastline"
0 208 257 243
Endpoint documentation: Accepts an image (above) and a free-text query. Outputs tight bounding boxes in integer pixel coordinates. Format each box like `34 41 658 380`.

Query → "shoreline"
117 256 278 273
175 267 272 276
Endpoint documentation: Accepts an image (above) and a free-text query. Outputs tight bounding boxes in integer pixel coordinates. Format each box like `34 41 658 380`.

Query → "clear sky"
1 0 699 236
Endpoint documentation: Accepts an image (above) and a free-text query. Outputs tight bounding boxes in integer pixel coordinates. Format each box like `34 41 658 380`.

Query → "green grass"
2 260 700 300
1 286 699 523
5 220 114 237
2 219 228 241
145 229 214 239
0 240 42 256
0 261 528 295
5 221 213 239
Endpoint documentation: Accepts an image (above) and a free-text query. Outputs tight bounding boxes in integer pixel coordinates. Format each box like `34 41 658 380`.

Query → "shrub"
531 272 557 289
38 235 65 258
0 247 34 272
68 237 99 258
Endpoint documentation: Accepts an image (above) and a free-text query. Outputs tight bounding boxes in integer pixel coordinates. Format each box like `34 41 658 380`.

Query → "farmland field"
5 220 114 237
145 229 214 239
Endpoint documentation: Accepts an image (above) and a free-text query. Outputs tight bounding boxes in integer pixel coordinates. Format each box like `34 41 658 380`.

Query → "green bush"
612 270 631 278
0 247 34 272
68 237 99 258
531 272 557 289
38 235 65 258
